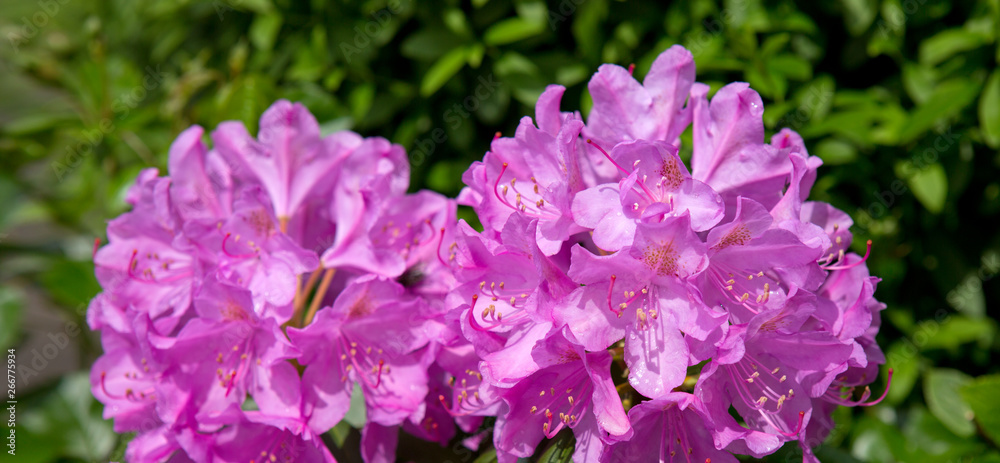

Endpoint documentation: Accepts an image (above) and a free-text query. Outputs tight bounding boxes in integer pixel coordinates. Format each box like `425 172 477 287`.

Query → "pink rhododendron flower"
88 47 888 463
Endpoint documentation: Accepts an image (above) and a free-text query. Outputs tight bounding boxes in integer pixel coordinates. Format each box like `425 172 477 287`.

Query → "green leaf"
852 415 909 461
349 83 375 122
233 0 274 14
896 161 948 214
427 161 457 194
343 383 366 428
471 447 498 463
214 75 273 134
572 0 607 58
885 340 922 404
903 405 988 460
919 28 990 66
319 116 354 137
0 113 78 136
902 63 938 105
20 373 115 461
484 17 546 46
814 446 863 463
401 28 463 61
328 420 352 448
961 375 1000 444
745 63 781 100
456 205 483 233
814 138 858 165
105 433 135 463
287 44 326 82
467 43 486 68
420 46 471 96
39 258 101 308
895 79 980 144
515 0 549 25
537 429 575 462
759 33 791 58
924 368 976 437
249 12 283 51
0 287 23 351
918 316 995 350
839 0 878 36
947 272 988 318
768 54 812 81
555 63 590 87
7 426 61 463
443 8 474 38
980 70 1000 148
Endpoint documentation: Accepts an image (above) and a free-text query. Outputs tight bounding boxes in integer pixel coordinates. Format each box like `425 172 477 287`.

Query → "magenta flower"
447 215 575 358
433 340 500 424
288 275 436 432
121 424 190 463
602 392 737 463
184 187 319 310
193 413 336 463
91 327 164 433
93 169 198 334
317 136 412 277
150 277 302 425
584 45 696 181
211 100 352 227
695 197 824 325
491 332 631 461
89 98 463 463
369 190 458 304
572 139 723 252
87 45 888 463
460 85 588 255
168 125 234 222
690 82 807 216
554 215 725 397
695 294 855 454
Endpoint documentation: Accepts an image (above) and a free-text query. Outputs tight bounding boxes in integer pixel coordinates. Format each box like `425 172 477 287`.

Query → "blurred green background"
1 0 998 462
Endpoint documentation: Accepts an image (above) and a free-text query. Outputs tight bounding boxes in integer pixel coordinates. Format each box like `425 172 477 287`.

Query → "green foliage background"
1 0 998 461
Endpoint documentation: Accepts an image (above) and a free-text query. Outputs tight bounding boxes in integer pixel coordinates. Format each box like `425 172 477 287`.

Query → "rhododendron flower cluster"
88 45 889 463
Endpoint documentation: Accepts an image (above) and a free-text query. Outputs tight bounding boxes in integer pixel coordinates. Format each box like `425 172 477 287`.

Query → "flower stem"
302 268 336 326
294 267 324 315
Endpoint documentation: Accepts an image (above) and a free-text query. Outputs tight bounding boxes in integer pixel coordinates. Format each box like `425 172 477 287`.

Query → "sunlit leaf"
839 0 878 35
344 383 366 428
980 70 1000 148
536 429 575 463
895 79 980 144
0 287 22 351
895 161 948 214
961 375 1000 444
815 138 858 165
919 28 990 66
249 11 283 50
20 373 115 461
884 340 922 405
420 46 471 97
484 18 546 46
925 369 975 437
